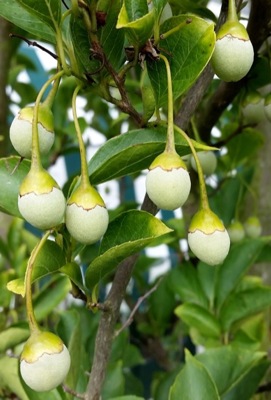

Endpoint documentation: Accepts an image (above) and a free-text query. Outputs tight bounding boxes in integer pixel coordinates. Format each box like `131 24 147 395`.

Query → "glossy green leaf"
0 0 56 43
152 0 168 17
169 350 220 400
99 0 125 70
0 325 29 352
0 356 28 400
89 126 213 184
7 240 66 296
102 361 125 399
220 286 271 332
0 157 30 217
147 15 215 107
175 303 221 338
17 0 61 31
117 1 155 47
169 264 209 308
85 210 172 290
60 262 86 293
215 238 265 311
196 346 266 397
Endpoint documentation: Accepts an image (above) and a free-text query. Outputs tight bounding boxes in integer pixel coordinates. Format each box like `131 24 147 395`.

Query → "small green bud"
66 185 109 244
188 208 230 265
10 105 55 158
146 152 191 210
18 168 66 230
20 331 71 392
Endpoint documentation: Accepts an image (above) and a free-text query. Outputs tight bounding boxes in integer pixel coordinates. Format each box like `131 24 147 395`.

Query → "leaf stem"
25 231 51 333
174 124 210 210
31 69 66 171
72 84 91 189
159 54 175 153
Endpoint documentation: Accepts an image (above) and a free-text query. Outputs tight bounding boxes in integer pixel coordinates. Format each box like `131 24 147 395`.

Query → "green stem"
72 84 91 189
31 69 66 170
159 54 175 153
56 27 70 75
25 231 51 333
191 117 202 143
174 124 209 210
228 0 238 22
160 18 192 40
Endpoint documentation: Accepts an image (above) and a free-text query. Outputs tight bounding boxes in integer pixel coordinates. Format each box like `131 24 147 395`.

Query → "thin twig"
9 33 58 60
114 278 162 337
61 0 69 10
62 384 85 399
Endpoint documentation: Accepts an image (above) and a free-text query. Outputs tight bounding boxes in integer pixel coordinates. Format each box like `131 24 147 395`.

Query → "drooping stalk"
25 231 51 333
174 124 210 210
227 0 238 22
71 84 91 189
31 69 66 171
159 54 175 153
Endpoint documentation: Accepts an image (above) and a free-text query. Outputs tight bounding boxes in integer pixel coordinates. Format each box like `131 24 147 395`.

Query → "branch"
114 278 162 337
85 195 157 400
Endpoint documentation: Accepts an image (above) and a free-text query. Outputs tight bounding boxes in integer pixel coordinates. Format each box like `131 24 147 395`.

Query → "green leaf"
152 0 168 17
17 0 61 31
147 15 215 107
117 0 155 47
175 303 221 338
99 0 125 70
220 286 271 332
196 346 267 397
60 262 85 293
0 157 30 217
169 264 209 308
0 356 28 400
169 350 220 400
7 240 66 296
0 0 56 43
88 126 213 184
85 210 172 291
226 128 264 168
109 397 145 400
102 361 125 399
0 325 29 352
214 238 265 311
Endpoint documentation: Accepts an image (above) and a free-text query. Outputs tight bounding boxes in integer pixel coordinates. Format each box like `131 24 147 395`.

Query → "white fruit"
20 331 71 392
190 151 217 176
244 216 262 238
146 151 191 210
18 168 66 230
10 105 55 158
188 209 230 265
65 184 109 244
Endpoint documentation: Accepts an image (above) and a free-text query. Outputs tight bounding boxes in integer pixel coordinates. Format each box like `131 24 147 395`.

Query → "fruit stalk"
228 0 238 22
25 231 51 333
31 69 66 171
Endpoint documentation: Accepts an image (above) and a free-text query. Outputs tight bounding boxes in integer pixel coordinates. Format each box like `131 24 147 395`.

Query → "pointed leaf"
60 262 86 294
169 350 220 400
88 126 214 184
7 240 66 296
17 0 61 31
215 238 265 310
196 346 267 397
85 210 172 290
0 157 30 217
147 15 215 107
0 0 56 43
117 1 155 47
220 286 271 332
175 303 221 338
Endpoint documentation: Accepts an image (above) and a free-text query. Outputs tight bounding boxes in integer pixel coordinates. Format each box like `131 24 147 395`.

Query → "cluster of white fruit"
11 105 109 245
228 216 262 243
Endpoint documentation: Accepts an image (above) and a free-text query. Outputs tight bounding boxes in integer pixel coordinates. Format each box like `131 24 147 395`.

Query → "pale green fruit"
66 185 109 244
264 94 271 122
146 152 191 210
18 168 66 230
188 208 230 265
190 151 217 176
211 21 254 82
10 105 55 159
228 220 245 243
242 91 265 124
20 331 71 392
244 216 262 238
